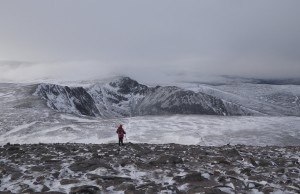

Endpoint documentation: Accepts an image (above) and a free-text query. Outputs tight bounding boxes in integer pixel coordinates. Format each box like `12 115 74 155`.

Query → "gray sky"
0 0 300 83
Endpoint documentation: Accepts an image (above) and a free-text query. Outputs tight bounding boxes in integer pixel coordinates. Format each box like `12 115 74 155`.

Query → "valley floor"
0 143 300 194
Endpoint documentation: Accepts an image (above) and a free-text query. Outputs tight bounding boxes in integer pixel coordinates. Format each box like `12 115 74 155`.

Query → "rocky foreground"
0 143 300 194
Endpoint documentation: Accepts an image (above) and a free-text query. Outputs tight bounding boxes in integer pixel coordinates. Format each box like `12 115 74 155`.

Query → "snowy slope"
1 114 300 146
179 82 300 116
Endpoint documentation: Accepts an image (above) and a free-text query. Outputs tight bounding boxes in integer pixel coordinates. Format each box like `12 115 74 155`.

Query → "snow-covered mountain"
34 77 258 118
179 78 300 116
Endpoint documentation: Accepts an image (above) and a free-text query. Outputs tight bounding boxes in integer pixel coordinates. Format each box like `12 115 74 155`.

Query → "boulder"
204 188 228 194
69 185 100 194
223 148 242 160
60 179 80 185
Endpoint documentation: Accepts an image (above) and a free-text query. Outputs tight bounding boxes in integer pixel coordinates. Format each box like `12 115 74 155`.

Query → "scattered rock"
0 143 299 194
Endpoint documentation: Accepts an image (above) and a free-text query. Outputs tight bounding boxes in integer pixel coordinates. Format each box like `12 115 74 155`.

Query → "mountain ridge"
34 76 259 118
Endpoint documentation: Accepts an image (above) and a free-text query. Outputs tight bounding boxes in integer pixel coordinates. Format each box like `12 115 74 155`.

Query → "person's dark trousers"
119 137 124 146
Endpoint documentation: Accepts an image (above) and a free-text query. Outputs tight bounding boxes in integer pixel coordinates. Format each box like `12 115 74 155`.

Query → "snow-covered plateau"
1 76 300 193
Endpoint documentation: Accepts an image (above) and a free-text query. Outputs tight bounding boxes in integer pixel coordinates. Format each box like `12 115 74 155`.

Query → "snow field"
1 114 300 146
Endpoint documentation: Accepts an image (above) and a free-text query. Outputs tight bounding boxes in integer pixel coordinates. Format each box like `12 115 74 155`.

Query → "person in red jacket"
116 124 126 146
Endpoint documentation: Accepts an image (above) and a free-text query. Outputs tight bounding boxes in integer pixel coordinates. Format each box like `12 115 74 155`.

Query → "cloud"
0 61 116 82
0 0 300 82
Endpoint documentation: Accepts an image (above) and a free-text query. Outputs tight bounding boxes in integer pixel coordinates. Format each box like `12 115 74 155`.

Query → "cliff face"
34 84 100 117
34 77 257 117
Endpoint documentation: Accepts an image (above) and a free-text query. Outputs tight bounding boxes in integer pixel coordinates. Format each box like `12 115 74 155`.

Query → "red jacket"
116 126 126 138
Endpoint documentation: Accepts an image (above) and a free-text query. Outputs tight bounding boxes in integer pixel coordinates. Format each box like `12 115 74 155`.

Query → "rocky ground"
0 143 300 194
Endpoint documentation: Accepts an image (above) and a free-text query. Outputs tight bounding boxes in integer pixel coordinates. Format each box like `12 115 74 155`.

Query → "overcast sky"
0 0 300 83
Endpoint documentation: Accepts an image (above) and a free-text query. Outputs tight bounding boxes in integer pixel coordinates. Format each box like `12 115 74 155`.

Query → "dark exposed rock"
115 182 135 191
60 179 80 185
182 172 205 182
0 167 7 176
69 185 100 194
248 157 258 166
241 168 252 176
7 146 20 152
35 176 45 183
258 159 273 167
52 171 60 179
248 175 272 182
34 192 67 194
20 188 35 193
69 159 112 172
10 171 23 181
261 187 274 194
41 185 50 192
225 170 237 176
87 174 133 183
31 166 47 172
216 158 231 165
274 158 287 166
44 159 60 163
223 148 242 160
204 188 228 194
275 167 285 174
124 190 144 194
149 155 183 165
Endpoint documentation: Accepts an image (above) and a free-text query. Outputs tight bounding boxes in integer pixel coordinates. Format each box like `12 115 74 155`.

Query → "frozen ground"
1 114 300 146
